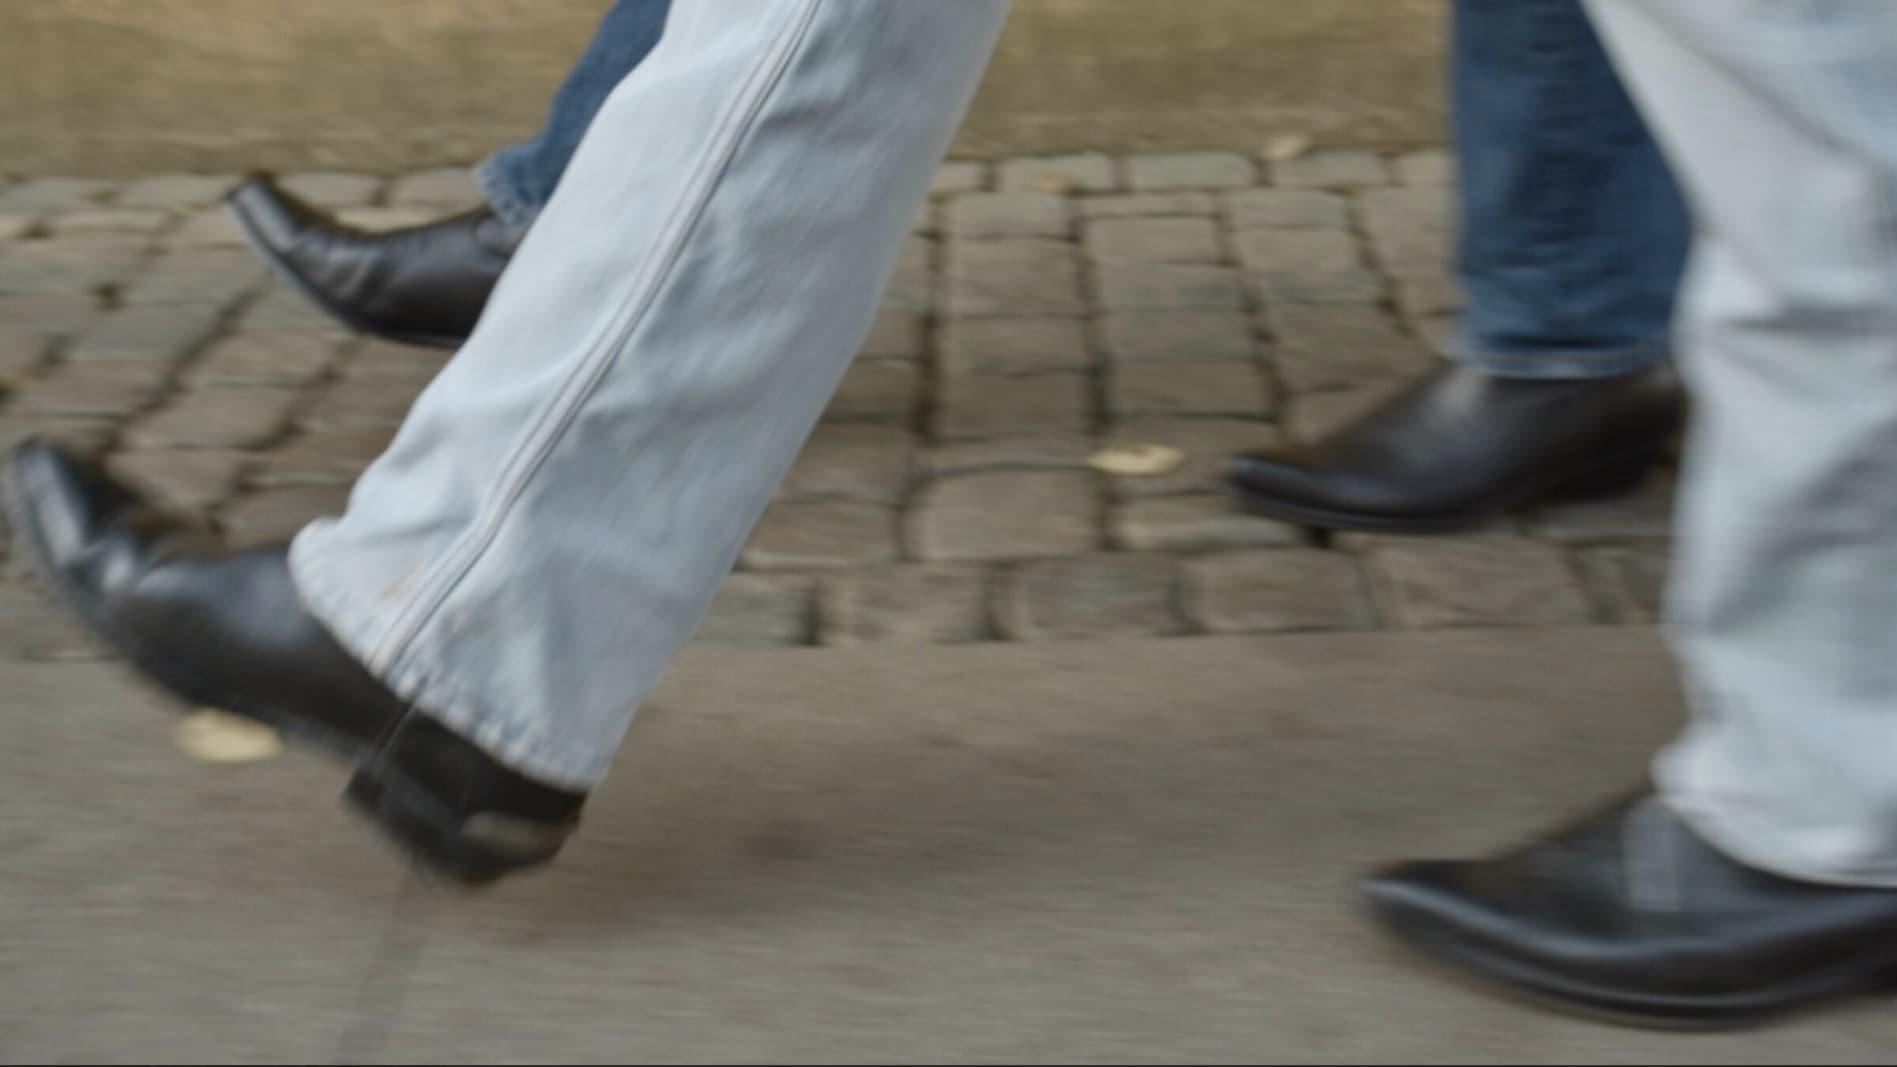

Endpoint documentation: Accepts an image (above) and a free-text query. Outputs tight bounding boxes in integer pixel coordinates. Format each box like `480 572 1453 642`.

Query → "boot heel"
345 769 572 888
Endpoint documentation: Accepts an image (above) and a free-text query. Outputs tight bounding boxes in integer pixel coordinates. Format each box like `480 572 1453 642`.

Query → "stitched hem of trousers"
472 151 546 230
1449 322 1671 379
360 2 824 714
288 531 608 790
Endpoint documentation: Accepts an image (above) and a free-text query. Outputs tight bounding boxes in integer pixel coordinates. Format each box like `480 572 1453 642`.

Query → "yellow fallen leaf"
1264 133 1315 162
175 709 283 764
1090 443 1187 477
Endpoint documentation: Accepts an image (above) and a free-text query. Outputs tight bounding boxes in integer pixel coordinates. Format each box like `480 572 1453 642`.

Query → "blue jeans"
473 0 672 228
1452 0 1691 379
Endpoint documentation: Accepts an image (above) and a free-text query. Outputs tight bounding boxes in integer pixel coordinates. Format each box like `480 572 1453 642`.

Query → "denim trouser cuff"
1450 321 1671 380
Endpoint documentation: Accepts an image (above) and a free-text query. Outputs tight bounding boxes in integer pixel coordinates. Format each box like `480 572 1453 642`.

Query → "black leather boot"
3 441 583 885
227 174 523 348
1366 792 1897 1028
1228 363 1685 531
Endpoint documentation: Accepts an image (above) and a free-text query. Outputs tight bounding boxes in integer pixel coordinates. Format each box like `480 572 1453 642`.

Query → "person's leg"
474 0 673 229
7 0 1012 883
1228 0 1687 531
227 0 673 348
1368 0 1897 1027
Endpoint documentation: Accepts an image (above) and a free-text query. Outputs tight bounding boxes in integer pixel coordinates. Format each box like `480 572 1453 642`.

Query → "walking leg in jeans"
1229 0 1689 532
6 0 1013 884
1368 0 1897 1028
227 0 673 348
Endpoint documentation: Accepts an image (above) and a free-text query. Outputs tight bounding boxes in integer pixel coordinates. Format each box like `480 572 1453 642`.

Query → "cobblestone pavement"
0 150 1674 657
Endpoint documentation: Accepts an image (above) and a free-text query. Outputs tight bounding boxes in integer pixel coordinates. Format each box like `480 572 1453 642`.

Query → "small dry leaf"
1031 172 1078 194
1090 443 1187 477
1264 133 1315 162
175 709 283 764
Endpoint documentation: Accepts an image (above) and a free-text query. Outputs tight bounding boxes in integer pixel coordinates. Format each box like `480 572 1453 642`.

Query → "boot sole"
1229 441 1668 534
4 458 557 887
226 198 470 350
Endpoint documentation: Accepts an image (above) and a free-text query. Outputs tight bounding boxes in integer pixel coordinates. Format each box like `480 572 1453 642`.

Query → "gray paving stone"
818 564 990 646
929 161 988 196
299 375 425 429
1083 217 1222 264
185 331 345 388
935 372 1091 440
1114 494 1302 551
216 485 351 547
0 414 118 458
922 434 1097 476
692 572 815 647
1360 185 1453 239
1416 313 1457 358
1109 359 1272 419
998 553 1185 640
0 291 101 335
883 235 935 313
107 448 250 510
0 582 106 661
997 153 1118 194
945 193 1071 240
1099 310 1256 363
1395 271 1464 318
1233 228 1359 275
278 171 383 208
938 316 1092 376
1369 222 1451 279
47 209 174 239
1099 416 1282 498
1397 149 1454 186
250 423 394 487
1286 383 1402 443
742 499 899 570
779 424 915 505
118 248 269 306
0 178 115 212
8 359 171 418
1577 541 1672 624
1366 538 1594 628
1127 152 1257 191
336 338 452 384
1271 149 1391 189
1094 263 1244 311
240 285 347 331
1223 188 1351 230
1074 192 1217 219
336 206 439 232
115 174 240 210
388 167 485 209
1530 470 1676 542
825 359 919 423
860 308 925 361
944 239 1086 318
0 332 53 381
128 386 300 450
0 239 147 295
0 214 37 242
909 470 1101 561
1184 548 1378 634
168 206 248 247
65 304 222 365
1267 304 1431 393
1250 267 1386 306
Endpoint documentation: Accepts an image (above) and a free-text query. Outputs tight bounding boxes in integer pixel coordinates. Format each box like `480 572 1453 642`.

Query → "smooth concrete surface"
6 627 1895 1063
0 0 1446 176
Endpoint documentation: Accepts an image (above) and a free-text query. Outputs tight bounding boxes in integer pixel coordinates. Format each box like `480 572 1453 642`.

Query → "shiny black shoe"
1228 363 1685 531
226 173 523 348
3 440 583 885
1365 792 1897 1028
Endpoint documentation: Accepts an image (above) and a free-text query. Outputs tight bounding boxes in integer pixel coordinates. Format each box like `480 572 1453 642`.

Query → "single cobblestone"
387 168 484 209
299 376 426 429
336 339 452 384
818 564 990 646
1359 186 1453 240
1286 384 1399 443
861 309 925 361
998 153 1118 194
742 499 899 570
118 248 268 306
938 316 1091 376
1271 150 1391 189
116 175 239 210
0 240 147 295
779 424 914 505
944 239 1086 318
1223 188 1350 231
1098 311 1256 363
1083 217 1222 264
107 448 249 511
825 359 919 423
251 423 394 487
1110 360 1272 419
693 573 815 647
278 172 383 209
1233 229 1359 275
1395 272 1464 319
47 210 174 239
337 207 440 232
945 193 1071 240
1397 149 1453 186
1126 153 1257 191
8 360 171 418
1114 494 1302 551
128 386 300 450
1576 542 1671 624
930 161 989 196
909 470 1101 561
1366 538 1594 628
65 305 222 365
1368 224 1450 279
1094 263 1244 311
0 292 101 336
936 372 1091 440
1184 549 1378 634
1267 304 1431 393
216 486 350 547
1530 470 1676 542
922 434 1097 476
186 331 346 388
998 553 1185 640
1099 416 1282 498
1250 267 1385 306
169 207 247 247
0 415 117 460
1075 193 1217 219
242 285 351 331
0 179 115 213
